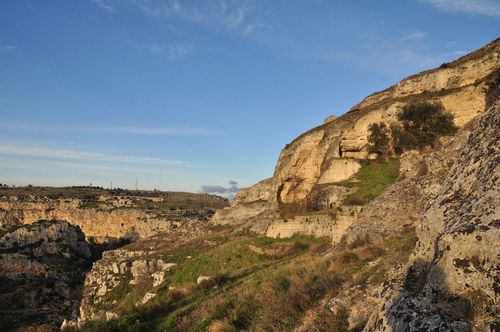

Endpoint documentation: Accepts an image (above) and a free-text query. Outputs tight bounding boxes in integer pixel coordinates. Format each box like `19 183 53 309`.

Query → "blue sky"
0 0 498 195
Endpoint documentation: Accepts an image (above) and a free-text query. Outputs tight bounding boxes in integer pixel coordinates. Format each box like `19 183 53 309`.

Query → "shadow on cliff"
88 234 135 261
0 225 136 331
381 259 474 332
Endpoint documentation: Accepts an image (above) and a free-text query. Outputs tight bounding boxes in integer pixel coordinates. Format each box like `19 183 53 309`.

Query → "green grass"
338 158 400 205
73 235 329 332
168 238 266 285
167 236 320 285
72 228 420 332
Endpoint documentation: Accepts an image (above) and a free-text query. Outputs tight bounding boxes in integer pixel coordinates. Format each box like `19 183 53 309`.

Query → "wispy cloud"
92 0 268 36
148 42 194 59
93 0 113 13
419 0 500 17
94 125 213 136
0 145 184 165
146 0 252 30
0 123 217 136
0 156 243 191
400 30 427 41
0 157 128 176
0 45 16 54
306 29 468 75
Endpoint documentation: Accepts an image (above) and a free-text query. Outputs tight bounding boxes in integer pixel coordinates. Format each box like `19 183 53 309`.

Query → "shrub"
311 306 349 332
275 275 291 293
392 101 457 151
367 122 391 156
231 295 256 330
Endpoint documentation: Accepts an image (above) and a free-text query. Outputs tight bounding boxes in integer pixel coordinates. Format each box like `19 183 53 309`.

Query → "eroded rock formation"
365 101 499 331
0 220 93 330
0 193 225 243
212 39 500 234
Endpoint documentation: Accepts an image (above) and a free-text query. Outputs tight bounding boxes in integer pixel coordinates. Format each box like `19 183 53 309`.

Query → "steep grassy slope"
337 159 400 205
69 225 417 332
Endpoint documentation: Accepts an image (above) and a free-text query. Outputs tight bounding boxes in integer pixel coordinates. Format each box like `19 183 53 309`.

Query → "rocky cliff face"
0 190 227 331
0 220 93 330
2 40 498 332
212 39 500 232
364 101 499 331
209 39 499 331
0 193 225 243
63 217 217 329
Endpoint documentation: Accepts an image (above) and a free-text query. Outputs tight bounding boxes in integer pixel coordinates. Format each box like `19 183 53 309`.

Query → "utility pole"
158 169 162 192
135 177 138 191
110 181 113 190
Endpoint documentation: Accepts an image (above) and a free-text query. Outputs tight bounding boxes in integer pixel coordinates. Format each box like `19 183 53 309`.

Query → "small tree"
393 101 457 151
367 122 391 157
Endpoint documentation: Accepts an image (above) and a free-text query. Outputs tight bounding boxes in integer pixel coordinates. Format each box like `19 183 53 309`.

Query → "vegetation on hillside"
367 122 391 156
68 225 417 332
0 186 228 209
368 101 458 156
337 159 400 205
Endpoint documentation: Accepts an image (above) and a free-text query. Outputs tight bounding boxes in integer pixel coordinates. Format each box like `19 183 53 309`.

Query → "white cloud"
93 0 113 13
0 45 16 54
242 20 267 36
101 125 213 135
0 145 184 165
419 0 500 17
400 30 427 41
306 29 470 75
0 123 216 136
102 0 266 36
148 42 194 59
200 181 240 199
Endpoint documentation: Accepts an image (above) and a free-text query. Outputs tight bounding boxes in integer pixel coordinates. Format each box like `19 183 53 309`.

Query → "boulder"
197 276 213 285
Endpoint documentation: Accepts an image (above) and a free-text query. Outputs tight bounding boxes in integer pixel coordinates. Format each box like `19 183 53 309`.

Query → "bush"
311 306 349 332
231 295 256 330
368 101 458 154
392 101 457 151
367 122 391 156
275 275 291 293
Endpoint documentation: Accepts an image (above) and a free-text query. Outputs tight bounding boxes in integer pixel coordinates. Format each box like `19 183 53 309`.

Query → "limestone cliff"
364 101 499 331
0 220 93 330
0 192 226 243
212 38 500 230
0 190 227 331
63 217 219 329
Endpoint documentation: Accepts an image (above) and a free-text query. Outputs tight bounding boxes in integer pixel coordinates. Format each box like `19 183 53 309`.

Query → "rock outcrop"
212 39 500 235
65 215 217 327
2 40 499 332
365 101 499 331
266 206 361 243
0 220 93 330
0 193 224 243
76 248 177 323
212 178 280 233
0 190 226 330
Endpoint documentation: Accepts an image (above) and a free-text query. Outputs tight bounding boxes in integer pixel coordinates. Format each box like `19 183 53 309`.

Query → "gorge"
0 38 498 332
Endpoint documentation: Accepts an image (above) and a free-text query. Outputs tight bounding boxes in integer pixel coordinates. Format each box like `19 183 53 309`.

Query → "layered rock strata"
212 39 500 235
365 101 500 331
0 195 222 243
0 220 93 330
